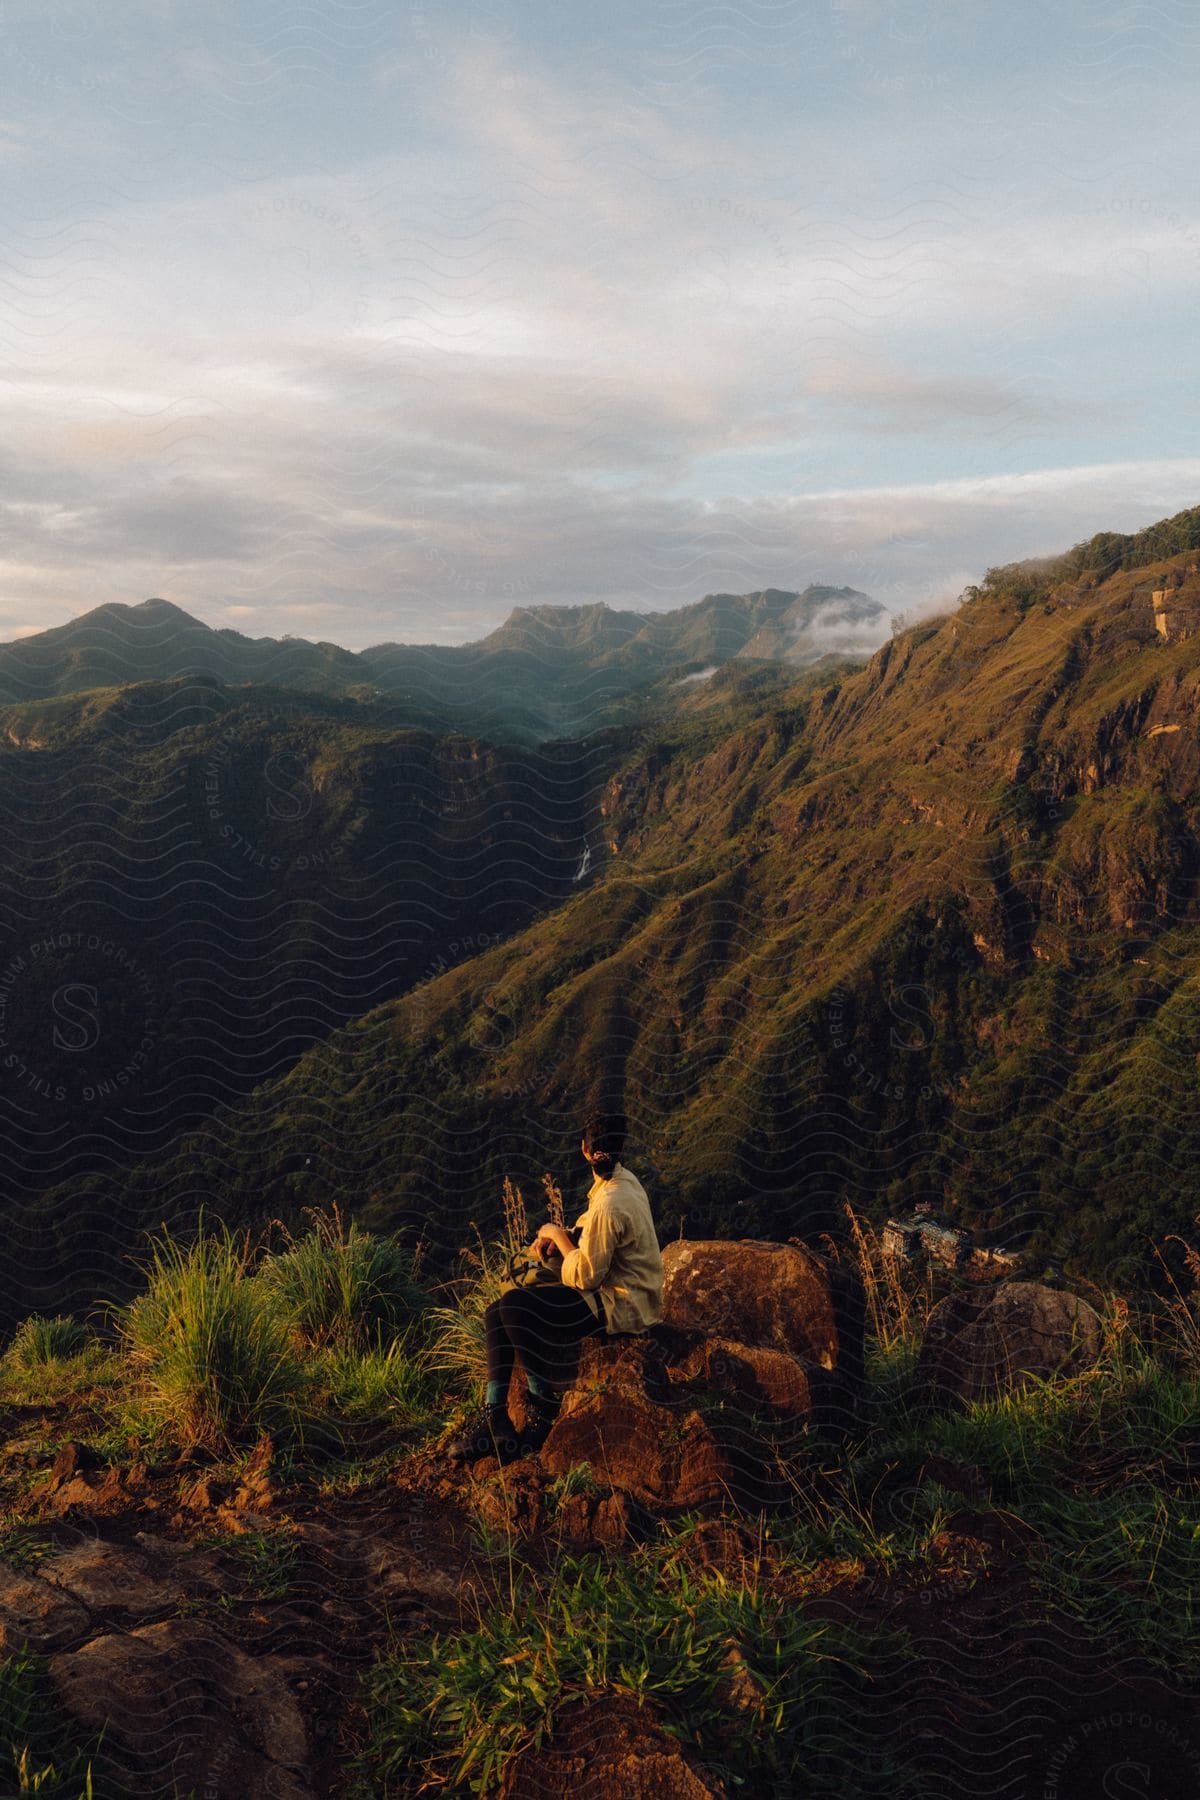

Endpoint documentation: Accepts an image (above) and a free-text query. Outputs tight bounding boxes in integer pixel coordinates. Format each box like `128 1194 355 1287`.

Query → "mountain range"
0 584 884 745
5 508 1200 1325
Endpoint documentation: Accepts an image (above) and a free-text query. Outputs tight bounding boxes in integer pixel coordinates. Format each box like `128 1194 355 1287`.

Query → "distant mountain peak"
67 597 211 635
135 596 202 619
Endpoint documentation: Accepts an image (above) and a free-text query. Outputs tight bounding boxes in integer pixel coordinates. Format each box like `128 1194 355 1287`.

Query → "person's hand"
533 1224 573 1260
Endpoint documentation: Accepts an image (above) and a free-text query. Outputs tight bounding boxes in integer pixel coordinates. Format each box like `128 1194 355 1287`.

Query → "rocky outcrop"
537 1336 779 1514
493 1239 867 1521
0 1510 476 1799
915 1281 1104 1408
50 1618 318 1799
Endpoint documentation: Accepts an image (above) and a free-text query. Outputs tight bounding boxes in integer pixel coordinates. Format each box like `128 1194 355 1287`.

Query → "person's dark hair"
582 1110 626 1177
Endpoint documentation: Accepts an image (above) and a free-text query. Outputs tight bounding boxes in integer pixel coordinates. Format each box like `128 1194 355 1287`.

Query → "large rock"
660 1239 865 1389
498 1690 727 1798
50 1618 317 1799
538 1337 777 1513
915 1281 1104 1408
668 1335 819 1423
536 1339 679 1509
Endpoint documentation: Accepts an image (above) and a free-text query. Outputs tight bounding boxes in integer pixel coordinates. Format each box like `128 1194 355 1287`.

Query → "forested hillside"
0 679 619 1330
14 508 1200 1321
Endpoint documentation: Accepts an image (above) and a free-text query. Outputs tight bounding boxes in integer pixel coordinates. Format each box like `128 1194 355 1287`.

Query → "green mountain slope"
0 598 369 703
19 505 1200 1312
0 676 623 1322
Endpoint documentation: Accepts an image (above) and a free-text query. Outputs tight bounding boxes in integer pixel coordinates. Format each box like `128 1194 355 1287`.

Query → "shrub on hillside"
256 1205 426 1351
118 1223 306 1451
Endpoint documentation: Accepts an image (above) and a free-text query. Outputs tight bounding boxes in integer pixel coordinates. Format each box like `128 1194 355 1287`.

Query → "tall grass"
422 1174 571 1399
118 1223 306 1451
318 1335 433 1426
840 1204 935 1357
257 1204 426 1350
422 1233 513 1399
500 1176 528 1253
1154 1221 1200 1369
3 1316 90 1369
542 1170 565 1228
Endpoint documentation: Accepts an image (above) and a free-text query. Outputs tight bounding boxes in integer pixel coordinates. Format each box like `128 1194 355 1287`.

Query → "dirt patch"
497 1690 728 1798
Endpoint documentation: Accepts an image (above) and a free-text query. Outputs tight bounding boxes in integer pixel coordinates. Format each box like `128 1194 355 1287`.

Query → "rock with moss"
914 1279 1104 1408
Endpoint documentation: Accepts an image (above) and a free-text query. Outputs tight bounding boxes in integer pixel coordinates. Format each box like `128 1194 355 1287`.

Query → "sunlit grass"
117 1222 309 1452
256 1204 426 1352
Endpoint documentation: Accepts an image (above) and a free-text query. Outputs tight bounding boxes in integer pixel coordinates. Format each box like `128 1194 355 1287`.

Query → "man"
447 1110 663 1463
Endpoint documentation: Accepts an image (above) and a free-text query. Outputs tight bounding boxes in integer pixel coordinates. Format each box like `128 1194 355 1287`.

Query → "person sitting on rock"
447 1110 663 1463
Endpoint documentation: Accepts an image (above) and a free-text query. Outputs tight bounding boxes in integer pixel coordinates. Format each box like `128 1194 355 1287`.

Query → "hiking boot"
446 1405 519 1464
514 1394 562 1457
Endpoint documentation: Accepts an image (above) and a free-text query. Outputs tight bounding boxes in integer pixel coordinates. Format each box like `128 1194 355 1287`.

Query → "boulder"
660 1239 864 1389
538 1336 777 1513
50 1617 316 1799
498 1690 727 1798
668 1335 817 1423
915 1281 1104 1408
538 1349 675 1509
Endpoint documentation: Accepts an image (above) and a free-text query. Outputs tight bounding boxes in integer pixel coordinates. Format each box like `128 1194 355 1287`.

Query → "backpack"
501 1226 581 1293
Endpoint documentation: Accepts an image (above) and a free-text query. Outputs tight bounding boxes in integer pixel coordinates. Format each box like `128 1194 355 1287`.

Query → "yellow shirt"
559 1162 663 1336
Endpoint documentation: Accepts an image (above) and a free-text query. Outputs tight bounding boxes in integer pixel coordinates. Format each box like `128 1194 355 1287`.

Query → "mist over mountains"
0 584 885 745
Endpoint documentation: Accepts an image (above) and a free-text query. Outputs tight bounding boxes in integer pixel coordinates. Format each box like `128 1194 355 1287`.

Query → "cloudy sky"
2 0 1198 648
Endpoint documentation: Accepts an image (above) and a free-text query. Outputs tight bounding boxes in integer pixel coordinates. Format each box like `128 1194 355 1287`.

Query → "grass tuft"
4 1317 90 1370
117 1221 307 1452
422 1234 514 1400
256 1204 426 1351
316 1332 434 1426
0 1651 100 1797
351 1546 904 1797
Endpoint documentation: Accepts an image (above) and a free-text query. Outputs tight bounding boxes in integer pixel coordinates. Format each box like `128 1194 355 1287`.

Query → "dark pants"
485 1285 604 1398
